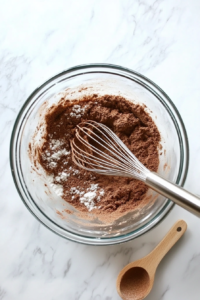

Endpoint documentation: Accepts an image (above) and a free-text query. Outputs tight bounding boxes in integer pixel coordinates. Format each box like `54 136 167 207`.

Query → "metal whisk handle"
146 172 200 217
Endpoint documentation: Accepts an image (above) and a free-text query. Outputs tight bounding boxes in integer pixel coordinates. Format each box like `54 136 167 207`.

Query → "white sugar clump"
70 187 84 196
51 184 63 196
79 184 104 211
70 104 88 118
80 191 97 211
43 138 70 169
97 189 105 201
67 167 79 176
49 161 57 169
51 149 70 160
73 170 79 175
50 139 64 150
99 189 105 196
55 172 70 183
70 187 80 195
48 175 63 196
89 184 98 191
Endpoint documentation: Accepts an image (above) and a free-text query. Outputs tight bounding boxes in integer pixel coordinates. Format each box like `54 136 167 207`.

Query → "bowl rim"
10 63 189 245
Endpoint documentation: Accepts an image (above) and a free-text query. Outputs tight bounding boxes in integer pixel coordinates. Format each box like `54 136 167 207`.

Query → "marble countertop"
1 0 200 299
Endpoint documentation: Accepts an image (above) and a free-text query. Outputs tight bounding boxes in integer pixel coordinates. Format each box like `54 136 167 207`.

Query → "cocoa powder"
36 94 160 220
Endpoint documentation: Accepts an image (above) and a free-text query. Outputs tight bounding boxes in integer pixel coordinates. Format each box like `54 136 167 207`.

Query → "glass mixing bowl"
10 64 189 245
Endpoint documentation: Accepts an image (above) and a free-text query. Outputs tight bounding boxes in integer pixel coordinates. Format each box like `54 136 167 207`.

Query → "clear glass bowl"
10 64 189 245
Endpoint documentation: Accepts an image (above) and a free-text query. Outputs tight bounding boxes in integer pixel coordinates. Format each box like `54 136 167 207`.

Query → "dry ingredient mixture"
31 93 160 221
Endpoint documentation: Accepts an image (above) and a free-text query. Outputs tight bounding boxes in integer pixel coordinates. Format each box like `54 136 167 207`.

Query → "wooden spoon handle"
144 220 187 272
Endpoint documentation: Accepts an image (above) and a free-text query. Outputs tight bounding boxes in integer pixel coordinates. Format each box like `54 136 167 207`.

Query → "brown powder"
56 210 64 219
34 94 160 221
120 267 150 300
64 209 73 214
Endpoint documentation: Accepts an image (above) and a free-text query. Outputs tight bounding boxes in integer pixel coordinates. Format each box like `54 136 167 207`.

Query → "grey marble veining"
1 0 200 299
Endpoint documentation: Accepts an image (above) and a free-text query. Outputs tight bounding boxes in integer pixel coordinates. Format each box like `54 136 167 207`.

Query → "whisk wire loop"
71 120 148 181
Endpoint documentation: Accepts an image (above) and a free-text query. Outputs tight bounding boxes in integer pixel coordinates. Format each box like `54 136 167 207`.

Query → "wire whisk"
71 120 200 217
71 120 149 181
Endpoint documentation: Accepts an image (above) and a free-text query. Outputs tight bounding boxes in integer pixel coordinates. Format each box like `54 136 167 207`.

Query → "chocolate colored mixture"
36 94 160 219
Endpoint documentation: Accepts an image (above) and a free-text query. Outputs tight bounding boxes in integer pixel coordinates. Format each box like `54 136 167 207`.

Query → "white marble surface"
1 0 200 299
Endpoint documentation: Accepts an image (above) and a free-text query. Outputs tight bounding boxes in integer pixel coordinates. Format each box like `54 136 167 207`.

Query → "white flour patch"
70 104 88 118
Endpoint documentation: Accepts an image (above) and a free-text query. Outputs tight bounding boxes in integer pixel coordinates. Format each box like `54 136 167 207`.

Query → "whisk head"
71 120 149 181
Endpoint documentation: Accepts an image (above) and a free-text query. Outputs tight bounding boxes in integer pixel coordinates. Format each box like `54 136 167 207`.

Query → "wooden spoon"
116 220 187 300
